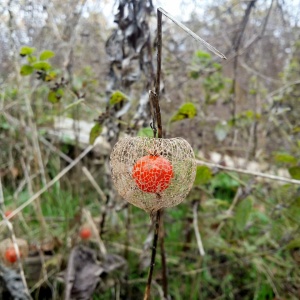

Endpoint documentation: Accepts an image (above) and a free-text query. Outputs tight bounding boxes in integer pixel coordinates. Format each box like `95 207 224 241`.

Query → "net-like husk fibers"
110 137 196 213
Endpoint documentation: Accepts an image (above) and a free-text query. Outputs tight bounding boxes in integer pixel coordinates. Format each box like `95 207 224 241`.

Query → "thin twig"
215 187 242 234
35 245 54 295
124 206 131 298
20 157 47 232
196 159 300 186
159 210 168 299
82 209 107 257
29 268 57 293
82 167 107 203
145 7 227 299
39 137 107 203
144 8 164 300
143 210 161 300
192 201 205 256
155 9 163 99
0 145 94 227
158 8 227 60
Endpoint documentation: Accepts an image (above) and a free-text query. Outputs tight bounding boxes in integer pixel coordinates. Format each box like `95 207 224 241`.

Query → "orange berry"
5 247 19 263
80 227 92 240
4 210 13 218
132 155 173 193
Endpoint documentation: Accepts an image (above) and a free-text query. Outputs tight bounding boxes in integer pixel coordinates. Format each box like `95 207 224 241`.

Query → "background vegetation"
0 0 300 299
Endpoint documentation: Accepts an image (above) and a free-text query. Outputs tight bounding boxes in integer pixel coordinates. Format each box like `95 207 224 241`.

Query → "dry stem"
143 210 161 300
145 7 227 298
193 201 205 256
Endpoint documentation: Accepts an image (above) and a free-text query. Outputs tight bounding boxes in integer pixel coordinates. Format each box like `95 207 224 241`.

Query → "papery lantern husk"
0 238 29 266
110 137 196 213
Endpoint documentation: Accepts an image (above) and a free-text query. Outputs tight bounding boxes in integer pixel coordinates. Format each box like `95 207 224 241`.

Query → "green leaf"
39 50 55 60
212 62 222 70
48 89 64 103
286 238 300 250
189 70 199 79
89 123 103 145
293 127 300 133
56 88 64 98
20 46 36 56
235 198 253 231
45 71 57 81
48 91 59 103
211 173 240 189
274 152 297 165
255 283 274 300
170 102 197 123
27 55 37 63
194 166 212 185
214 121 230 142
196 51 211 59
195 50 212 65
109 90 128 105
20 65 34 76
137 127 153 137
33 61 51 71
253 211 269 224
288 166 300 180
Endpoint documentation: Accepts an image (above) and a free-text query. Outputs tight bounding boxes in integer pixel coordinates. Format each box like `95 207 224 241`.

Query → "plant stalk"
143 209 161 300
144 8 167 300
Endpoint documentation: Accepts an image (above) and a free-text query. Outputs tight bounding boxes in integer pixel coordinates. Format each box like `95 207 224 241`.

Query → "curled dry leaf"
0 264 31 300
64 246 126 300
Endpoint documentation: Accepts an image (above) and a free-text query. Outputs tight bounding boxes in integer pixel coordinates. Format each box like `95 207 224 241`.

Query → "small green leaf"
293 127 300 133
56 88 64 98
214 121 230 142
137 127 153 137
89 123 103 145
48 91 59 103
196 51 211 58
170 102 197 123
45 71 57 81
20 65 34 76
211 173 240 189
40 50 55 60
189 70 199 79
20 46 36 56
27 55 37 63
48 89 64 103
194 166 212 185
288 166 300 180
33 61 51 71
286 238 300 250
274 152 297 165
109 90 128 105
235 198 253 231
212 62 222 70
